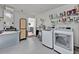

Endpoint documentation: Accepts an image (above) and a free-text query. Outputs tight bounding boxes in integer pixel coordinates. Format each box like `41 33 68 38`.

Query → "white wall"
0 5 4 30
0 19 3 30
35 4 76 27
0 5 4 17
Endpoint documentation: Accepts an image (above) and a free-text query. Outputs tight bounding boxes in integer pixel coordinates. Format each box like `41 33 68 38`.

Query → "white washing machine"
42 29 54 48
54 28 74 54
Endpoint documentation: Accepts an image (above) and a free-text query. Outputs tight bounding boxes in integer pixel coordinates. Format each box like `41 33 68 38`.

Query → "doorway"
27 18 36 37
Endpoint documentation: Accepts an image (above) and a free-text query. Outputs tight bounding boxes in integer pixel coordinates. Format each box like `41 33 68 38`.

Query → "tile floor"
0 37 79 54
0 37 58 54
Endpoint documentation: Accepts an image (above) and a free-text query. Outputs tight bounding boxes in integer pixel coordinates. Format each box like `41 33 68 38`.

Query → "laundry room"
0 4 79 54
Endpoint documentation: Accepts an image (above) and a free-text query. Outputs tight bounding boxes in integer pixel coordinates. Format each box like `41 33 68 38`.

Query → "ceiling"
7 4 64 16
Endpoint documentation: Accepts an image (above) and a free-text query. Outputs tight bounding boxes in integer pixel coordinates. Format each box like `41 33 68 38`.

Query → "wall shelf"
50 14 79 24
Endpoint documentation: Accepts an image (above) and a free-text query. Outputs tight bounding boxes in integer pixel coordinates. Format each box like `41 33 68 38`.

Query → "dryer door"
55 33 73 51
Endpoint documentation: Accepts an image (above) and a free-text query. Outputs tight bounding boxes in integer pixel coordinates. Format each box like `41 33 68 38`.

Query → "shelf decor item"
76 4 79 12
49 14 53 19
50 5 79 24
40 18 44 24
